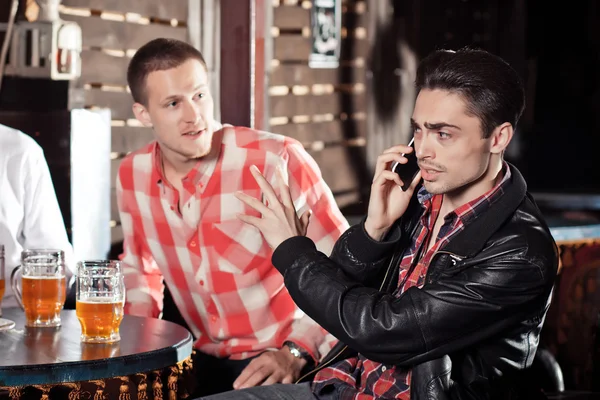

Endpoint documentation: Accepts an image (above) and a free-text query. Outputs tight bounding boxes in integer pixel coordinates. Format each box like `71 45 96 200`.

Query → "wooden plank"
270 64 365 86
273 6 309 29
111 126 154 154
274 36 312 61
61 0 188 21
220 0 251 127
254 0 268 130
274 36 368 61
84 89 133 120
272 119 366 145
60 15 187 50
270 93 366 118
78 50 129 86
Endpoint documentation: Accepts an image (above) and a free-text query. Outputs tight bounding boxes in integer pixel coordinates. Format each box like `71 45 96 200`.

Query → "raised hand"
364 145 422 241
235 165 311 249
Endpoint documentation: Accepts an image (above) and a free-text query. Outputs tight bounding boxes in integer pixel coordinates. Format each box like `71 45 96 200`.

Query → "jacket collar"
440 162 528 258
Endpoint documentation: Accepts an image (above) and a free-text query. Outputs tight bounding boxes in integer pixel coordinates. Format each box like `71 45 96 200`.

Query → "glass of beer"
76 260 124 343
10 249 67 327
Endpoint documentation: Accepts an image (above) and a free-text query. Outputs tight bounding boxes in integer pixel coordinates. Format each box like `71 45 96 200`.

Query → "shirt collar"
417 161 512 223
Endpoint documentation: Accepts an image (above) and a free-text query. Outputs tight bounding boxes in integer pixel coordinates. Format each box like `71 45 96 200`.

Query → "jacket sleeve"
271 235 555 367
328 220 402 285
273 140 351 359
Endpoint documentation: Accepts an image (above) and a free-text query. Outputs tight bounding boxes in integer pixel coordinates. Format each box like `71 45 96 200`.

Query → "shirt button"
210 315 217 322
381 366 387 372
170 206 175 211
199 279 204 286
190 240 197 247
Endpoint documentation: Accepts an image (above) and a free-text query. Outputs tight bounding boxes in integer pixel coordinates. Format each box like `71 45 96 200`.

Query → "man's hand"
233 347 307 389
364 145 422 241
235 165 311 249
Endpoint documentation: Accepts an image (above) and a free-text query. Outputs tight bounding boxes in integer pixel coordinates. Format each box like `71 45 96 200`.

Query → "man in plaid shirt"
117 38 348 396
205 49 558 399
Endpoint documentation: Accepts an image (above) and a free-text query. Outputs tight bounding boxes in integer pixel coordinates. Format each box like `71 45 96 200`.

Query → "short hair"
415 48 525 138
127 38 208 106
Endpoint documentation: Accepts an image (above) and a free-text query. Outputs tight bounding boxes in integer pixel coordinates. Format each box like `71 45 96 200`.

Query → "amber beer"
10 249 66 327
76 260 124 343
76 298 123 342
22 275 67 325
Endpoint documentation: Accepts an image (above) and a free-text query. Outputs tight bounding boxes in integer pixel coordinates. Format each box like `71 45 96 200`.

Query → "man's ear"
132 102 153 128
489 122 513 154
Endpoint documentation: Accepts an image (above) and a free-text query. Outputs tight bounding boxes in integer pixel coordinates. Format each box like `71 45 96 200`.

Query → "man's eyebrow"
411 118 461 131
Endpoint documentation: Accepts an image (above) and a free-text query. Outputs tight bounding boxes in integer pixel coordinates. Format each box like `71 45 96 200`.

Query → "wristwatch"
283 340 311 361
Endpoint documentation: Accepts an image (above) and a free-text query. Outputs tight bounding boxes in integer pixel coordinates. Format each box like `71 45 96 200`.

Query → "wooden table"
0 308 194 399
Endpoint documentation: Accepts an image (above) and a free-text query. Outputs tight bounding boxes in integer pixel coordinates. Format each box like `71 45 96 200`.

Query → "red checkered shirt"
312 164 511 399
116 124 348 359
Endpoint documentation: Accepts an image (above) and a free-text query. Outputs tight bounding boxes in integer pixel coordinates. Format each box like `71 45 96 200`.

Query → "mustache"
418 160 446 172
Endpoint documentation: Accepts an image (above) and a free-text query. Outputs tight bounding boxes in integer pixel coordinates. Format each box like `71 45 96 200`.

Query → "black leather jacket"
272 164 558 399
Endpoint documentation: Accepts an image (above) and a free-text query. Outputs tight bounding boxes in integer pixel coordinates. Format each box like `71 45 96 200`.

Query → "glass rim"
76 260 122 278
21 249 65 261
77 260 121 267
22 248 65 255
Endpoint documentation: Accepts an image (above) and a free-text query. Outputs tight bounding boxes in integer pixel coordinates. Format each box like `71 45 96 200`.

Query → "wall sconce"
0 0 82 81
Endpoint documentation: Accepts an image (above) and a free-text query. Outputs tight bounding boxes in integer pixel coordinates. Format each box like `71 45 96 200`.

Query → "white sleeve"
21 146 74 276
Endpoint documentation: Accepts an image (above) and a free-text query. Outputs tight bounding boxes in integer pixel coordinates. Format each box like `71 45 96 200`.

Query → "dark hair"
415 48 525 138
127 38 208 106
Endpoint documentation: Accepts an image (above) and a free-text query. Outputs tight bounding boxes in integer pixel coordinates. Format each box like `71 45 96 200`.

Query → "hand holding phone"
391 138 419 191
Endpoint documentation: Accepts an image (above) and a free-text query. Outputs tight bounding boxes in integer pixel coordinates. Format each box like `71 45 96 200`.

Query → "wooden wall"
56 0 193 244
268 0 371 212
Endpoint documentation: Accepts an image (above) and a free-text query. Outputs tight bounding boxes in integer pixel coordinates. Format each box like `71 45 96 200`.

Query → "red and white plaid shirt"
312 164 511 399
116 124 348 359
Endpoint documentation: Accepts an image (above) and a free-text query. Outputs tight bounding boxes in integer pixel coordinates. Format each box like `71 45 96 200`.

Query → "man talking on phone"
203 47 559 400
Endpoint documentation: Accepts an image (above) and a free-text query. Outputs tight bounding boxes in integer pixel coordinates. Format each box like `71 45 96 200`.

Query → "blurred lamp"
0 0 82 80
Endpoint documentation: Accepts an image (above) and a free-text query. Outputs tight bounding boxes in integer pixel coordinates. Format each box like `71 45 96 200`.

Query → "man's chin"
423 181 445 195
187 148 211 160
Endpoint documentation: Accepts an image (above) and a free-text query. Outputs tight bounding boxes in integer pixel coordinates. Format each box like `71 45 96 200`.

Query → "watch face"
289 347 303 359
284 341 309 359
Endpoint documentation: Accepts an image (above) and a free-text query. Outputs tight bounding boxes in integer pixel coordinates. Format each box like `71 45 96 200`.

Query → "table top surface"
0 307 193 386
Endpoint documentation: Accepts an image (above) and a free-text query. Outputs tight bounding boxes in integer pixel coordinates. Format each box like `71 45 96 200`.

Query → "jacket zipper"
431 250 464 264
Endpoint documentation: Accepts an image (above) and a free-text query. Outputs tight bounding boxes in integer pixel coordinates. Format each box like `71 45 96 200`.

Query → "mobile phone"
391 138 419 191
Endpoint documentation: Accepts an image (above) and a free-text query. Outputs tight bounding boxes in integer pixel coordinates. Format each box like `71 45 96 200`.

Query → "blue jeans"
199 382 317 400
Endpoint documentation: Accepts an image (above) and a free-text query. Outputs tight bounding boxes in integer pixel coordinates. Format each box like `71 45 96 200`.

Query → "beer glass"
0 244 16 331
76 260 125 343
10 249 66 327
